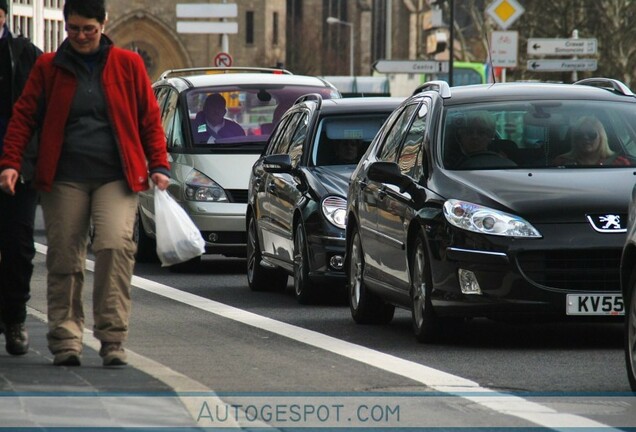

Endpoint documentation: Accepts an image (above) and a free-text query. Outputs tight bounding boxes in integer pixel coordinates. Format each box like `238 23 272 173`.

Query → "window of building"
246 11 254 45
272 12 279 46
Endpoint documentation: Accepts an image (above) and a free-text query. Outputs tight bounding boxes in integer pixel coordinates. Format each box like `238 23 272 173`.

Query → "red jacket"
0 41 169 192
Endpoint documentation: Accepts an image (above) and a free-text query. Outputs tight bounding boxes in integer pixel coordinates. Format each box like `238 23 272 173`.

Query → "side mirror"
368 161 414 193
263 154 293 174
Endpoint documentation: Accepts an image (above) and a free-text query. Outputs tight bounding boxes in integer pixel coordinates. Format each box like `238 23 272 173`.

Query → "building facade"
6 0 426 81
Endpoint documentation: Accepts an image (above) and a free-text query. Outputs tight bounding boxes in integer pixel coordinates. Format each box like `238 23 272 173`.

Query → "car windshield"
187 85 339 147
442 100 636 169
312 114 390 166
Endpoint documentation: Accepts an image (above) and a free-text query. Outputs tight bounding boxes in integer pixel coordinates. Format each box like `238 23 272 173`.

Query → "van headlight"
184 170 228 202
322 196 347 229
443 199 541 238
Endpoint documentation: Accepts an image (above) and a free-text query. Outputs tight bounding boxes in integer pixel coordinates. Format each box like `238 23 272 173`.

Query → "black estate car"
246 96 403 303
347 78 636 342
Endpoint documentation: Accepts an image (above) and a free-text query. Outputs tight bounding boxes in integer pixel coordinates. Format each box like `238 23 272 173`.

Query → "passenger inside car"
259 103 290 136
552 116 631 166
450 111 517 169
192 93 246 144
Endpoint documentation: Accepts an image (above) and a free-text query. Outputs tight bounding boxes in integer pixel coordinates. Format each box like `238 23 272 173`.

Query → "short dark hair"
204 94 227 111
63 0 106 23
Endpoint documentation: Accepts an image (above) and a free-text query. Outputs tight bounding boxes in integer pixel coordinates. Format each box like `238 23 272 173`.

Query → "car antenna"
484 27 497 84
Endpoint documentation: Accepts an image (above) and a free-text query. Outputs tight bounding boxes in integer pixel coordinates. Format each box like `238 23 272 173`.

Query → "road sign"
527 38 597 55
214 52 233 67
177 3 238 34
373 60 449 74
526 59 597 72
177 22 238 34
486 0 524 30
176 4 237 18
490 31 518 68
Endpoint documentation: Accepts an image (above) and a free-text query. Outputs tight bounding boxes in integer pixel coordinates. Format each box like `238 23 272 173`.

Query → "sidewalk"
0 313 206 429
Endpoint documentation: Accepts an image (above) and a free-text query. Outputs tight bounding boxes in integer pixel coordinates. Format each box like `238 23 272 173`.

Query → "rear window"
186 85 340 147
312 114 391 166
442 100 636 169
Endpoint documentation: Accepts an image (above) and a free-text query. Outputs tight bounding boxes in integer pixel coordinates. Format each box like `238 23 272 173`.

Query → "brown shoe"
100 342 127 366
53 350 81 366
5 323 29 356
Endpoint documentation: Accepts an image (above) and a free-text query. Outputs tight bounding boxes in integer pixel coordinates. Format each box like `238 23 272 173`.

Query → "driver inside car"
453 111 516 169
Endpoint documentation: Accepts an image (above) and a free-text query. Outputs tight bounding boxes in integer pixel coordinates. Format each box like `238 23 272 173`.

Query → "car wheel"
246 215 288 292
294 222 316 304
347 227 394 324
134 210 158 263
626 271 636 391
410 233 439 343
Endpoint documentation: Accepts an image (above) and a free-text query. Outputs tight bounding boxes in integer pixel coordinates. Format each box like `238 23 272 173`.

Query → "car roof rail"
573 77 635 97
158 66 293 81
294 93 323 109
412 80 452 98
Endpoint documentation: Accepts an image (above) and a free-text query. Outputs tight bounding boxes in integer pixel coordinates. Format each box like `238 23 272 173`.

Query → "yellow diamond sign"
486 0 525 30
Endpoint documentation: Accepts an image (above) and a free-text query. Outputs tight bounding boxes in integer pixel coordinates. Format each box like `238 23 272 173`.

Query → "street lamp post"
326 16 354 76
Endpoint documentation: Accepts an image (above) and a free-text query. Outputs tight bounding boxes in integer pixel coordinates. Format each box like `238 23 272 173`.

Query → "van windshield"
186 85 339 147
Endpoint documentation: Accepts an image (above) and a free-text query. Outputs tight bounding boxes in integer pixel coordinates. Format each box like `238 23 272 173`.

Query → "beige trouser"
40 180 138 354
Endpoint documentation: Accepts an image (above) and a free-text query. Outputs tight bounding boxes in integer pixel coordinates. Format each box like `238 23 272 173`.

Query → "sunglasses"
66 24 100 36
574 129 598 140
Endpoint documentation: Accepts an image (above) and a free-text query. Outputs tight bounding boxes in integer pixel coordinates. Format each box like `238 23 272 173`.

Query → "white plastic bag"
154 189 206 267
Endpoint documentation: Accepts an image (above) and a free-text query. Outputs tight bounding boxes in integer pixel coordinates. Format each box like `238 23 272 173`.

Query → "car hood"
306 165 356 198
436 168 636 223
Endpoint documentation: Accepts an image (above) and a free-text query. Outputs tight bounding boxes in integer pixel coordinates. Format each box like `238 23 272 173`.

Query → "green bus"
426 61 487 86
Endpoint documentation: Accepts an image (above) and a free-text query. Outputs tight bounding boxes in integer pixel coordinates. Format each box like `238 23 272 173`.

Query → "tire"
626 271 636 391
347 227 394 324
410 233 440 343
246 215 288 292
294 223 316 304
134 210 158 263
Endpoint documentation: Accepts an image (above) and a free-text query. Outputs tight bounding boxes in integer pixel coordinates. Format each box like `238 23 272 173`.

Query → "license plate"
566 294 624 316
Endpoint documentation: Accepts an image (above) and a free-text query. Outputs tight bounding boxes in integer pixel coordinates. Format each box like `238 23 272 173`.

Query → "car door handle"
378 187 387 200
359 181 368 191
267 182 276 193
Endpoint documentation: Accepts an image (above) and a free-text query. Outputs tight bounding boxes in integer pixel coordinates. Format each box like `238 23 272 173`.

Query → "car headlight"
184 170 228 202
322 196 347 229
443 199 541 238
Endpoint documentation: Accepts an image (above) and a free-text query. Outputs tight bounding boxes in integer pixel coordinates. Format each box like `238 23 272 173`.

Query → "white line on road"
33 243 617 430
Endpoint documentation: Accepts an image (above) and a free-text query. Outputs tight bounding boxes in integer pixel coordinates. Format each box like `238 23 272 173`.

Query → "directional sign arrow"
526 59 597 72
373 60 449 74
527 38 597 55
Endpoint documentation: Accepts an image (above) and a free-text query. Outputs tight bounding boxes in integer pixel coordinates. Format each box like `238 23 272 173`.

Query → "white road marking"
33 243 617 429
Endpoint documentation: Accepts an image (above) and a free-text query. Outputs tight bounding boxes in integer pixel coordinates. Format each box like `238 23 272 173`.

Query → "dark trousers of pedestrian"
0 180 38 326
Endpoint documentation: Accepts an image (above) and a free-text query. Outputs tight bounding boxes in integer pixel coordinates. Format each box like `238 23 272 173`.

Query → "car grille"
517 249 621 292
227 189 248 203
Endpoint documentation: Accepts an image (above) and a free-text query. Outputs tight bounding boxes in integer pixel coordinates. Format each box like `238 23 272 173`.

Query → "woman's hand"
151 172 170 191
0 168 19 195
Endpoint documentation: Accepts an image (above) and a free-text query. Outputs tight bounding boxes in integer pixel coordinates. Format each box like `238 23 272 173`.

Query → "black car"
621 184 636 391
246 95 403 303
347 78 636 342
